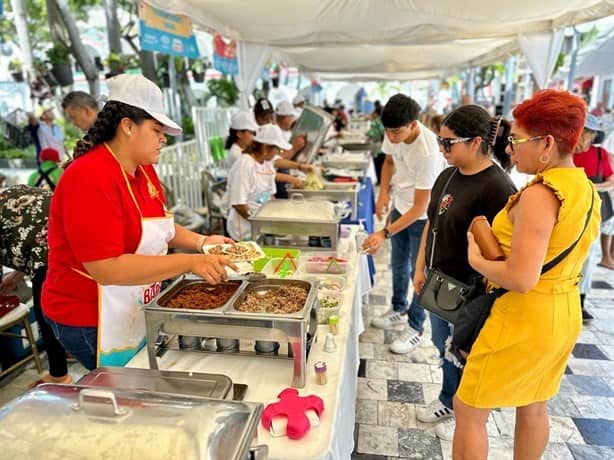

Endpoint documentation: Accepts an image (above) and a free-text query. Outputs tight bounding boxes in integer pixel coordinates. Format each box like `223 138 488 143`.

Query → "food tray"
303 256 348 275
261 258 301 279
202 241 265 262
227 279 315 319
153 279 243 314
316 290 343 324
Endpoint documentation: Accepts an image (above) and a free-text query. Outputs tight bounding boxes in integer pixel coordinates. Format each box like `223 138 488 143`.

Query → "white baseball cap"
276 100 296 117
230 111 258 131
106 74 182 136
254 123 292 150
293 94 305 105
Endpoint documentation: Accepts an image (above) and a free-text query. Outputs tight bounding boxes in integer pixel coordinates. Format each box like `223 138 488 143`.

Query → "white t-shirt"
227 143 244 169
382 121 445 217
226 154 276 241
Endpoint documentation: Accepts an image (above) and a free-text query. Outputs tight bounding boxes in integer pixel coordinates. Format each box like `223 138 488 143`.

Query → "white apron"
227 157 276 241
76 146 175 367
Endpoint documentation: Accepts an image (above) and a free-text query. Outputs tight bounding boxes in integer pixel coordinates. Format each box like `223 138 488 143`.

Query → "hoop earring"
539 154 550 164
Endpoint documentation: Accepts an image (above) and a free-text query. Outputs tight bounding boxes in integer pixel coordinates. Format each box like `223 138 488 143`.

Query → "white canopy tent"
148 0 614 90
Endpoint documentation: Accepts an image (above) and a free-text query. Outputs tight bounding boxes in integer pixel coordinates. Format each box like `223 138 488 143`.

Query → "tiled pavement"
353 239 614 459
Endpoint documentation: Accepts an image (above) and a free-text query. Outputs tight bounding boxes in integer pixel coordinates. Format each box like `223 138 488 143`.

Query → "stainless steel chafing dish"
78 367 234 400
249 196 342 251
320 151 370 170
288 181 361 218
144 277 319 388
0 384 266 460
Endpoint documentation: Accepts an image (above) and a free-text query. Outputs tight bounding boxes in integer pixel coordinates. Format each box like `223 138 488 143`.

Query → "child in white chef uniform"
226 124 292 241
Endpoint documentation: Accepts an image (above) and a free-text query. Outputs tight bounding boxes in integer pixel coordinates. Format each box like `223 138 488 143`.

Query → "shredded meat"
236 286 308 314
163 283 240 310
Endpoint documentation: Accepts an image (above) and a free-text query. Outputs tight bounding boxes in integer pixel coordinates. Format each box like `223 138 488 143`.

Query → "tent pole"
502 56 516 117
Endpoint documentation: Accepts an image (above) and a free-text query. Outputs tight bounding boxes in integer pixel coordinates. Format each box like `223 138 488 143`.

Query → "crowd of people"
0 73 612 459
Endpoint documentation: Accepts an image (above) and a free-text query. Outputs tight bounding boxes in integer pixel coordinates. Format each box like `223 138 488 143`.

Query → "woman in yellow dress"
453 89 601 459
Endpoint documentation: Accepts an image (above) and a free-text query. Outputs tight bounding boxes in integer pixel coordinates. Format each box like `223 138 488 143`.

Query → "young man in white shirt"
362 94 444 354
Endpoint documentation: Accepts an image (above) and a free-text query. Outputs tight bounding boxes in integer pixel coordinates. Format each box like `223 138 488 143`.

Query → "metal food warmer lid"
77 367 233 400
250 196 343 223
0 384 263 460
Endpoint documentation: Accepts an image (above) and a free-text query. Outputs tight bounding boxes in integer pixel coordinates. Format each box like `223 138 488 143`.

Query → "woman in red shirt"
42 74 235 370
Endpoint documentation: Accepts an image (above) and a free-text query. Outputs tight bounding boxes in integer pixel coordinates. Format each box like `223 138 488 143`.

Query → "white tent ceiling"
148 0 614 79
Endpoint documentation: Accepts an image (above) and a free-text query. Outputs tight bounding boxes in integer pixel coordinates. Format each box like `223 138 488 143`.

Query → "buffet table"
127 226 371 459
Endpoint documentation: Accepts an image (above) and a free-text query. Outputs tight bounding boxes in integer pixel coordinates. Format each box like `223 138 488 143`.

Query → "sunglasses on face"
437 136 474 153
506 135 546 152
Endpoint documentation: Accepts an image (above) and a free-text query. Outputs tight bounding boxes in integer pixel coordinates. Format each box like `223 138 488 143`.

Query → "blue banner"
138 2 199 58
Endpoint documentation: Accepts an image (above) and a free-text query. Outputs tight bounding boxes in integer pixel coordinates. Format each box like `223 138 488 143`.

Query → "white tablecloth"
127 226 371 459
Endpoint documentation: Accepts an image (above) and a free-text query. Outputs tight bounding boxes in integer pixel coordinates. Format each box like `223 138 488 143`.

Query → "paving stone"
572 418 614 446
377 401 417 428
373 343 418 363
429 365 443 384
572 343 609 360
566 444 614 460
591 280 612 289
367 360 398 380
356 424 399 457
549 416 585 444
566 375 614 397
387 380 424 404
420 383 442 405
356 399 379 424
548 394 582 418
351 453 389 460
397 362 432 383
567 358 610 377
358 378 388 401
541 443 574 460
398 428 443 459
572 397 614 420
359 342 375 360
360 328 386 344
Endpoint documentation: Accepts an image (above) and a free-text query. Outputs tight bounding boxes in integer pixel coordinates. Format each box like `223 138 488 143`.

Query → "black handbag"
417 169 485 323
450 184 595 365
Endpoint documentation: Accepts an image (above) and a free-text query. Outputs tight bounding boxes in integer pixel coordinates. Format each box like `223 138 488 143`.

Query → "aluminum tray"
226 279 318 320
147 279 245 315
78 367 233 400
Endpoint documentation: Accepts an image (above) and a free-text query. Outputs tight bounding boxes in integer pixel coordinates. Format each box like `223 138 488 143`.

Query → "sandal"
28 374 73 389
597 262 614 271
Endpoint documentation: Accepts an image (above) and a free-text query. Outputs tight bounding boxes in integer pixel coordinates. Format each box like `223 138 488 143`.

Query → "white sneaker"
434 417 456 441
389 327 422 354
416 399 454 423
371 308 407 329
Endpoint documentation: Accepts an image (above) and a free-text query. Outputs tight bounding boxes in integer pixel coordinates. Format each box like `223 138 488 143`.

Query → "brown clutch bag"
469 216 506 261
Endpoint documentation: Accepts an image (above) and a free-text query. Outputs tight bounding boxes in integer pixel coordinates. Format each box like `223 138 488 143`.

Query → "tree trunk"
50 0 100 97
10 0 34 82
103 0 122 55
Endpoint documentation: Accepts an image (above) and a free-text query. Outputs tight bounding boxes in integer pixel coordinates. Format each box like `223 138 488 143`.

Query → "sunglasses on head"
437 136 474 153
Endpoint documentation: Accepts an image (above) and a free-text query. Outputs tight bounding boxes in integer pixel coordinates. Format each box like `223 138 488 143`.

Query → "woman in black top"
412 105 517 440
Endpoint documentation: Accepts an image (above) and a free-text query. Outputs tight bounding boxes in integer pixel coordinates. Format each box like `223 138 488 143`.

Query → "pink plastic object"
261 388 325 440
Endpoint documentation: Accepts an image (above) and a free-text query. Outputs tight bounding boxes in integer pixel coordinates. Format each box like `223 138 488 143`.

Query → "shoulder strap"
428 168 457 268
540 182 595 274
493 180 595 297
35 165 58 191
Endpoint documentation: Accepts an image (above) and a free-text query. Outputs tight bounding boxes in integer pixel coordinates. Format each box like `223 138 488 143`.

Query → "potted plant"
8 59 24 82
207 77 239 107
46 43 73 86
156 55 170 88
190 59 205 83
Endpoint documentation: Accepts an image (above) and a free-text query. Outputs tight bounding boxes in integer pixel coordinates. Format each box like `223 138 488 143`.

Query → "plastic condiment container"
328 315 339 335
314 361 327 385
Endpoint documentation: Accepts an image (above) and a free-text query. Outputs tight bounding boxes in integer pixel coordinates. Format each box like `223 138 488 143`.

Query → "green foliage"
0 136 36 159
181 116 194 138
47 42 71 65
189 59 204 74
207 77 239 107
57 117 83 153
8 59 23 72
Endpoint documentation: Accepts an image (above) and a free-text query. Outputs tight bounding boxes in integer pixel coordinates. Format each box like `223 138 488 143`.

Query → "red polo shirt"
42 144 166 327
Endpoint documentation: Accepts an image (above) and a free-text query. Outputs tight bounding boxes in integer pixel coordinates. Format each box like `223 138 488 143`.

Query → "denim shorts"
44 315 97 370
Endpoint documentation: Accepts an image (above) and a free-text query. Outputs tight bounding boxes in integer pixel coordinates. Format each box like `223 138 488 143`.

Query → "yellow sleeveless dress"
456 168 601 408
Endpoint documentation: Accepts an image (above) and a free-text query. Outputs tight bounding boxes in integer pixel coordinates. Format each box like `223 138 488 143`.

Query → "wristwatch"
383 227 392 239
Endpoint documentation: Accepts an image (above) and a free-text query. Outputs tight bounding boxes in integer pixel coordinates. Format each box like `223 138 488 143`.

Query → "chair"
201 170 227 234
0 303 43 379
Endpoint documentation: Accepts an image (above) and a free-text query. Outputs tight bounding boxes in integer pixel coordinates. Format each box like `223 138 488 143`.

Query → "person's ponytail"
488 117 512 172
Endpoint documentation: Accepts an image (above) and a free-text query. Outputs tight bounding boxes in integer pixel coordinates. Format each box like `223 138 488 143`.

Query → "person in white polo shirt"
276 100 297 142
226 124 292 241
225 111 259 169
362 94 445 354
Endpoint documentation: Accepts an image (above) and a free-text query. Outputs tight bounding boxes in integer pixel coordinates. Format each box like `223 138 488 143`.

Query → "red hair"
512 89 586 155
